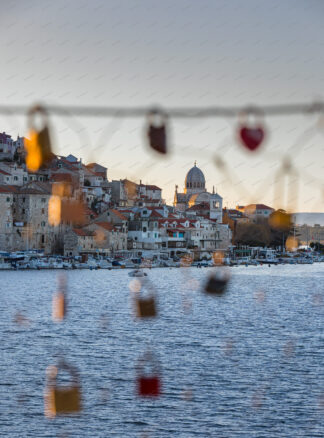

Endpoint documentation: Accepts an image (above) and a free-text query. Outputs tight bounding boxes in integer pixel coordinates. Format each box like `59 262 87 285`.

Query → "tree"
235 222 271 247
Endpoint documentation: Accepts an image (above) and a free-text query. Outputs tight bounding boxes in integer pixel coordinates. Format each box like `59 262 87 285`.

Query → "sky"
0 0 323 212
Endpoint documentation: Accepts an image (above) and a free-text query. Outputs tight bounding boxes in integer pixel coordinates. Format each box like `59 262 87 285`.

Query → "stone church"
173 162 223 222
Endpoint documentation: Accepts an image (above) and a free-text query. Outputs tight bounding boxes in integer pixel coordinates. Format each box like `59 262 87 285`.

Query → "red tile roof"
244 204 274 211
73 228 95 237
0 169 11 176
95 222 114 231
51 173 73 182
0 184 17 193
111 209 127 220
150 210 163 218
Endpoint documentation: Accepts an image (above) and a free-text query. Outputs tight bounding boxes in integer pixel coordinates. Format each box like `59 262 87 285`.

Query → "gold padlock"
25 105 53 172
269 209 292 231
136 296 156 318
133 279 157 318
44 361 82 418
52 274 67 322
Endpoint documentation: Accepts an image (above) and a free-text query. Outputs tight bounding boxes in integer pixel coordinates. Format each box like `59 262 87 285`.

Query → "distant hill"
293 213 324 226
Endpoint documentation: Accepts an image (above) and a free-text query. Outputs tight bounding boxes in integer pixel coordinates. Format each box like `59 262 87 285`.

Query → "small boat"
128 269 147 277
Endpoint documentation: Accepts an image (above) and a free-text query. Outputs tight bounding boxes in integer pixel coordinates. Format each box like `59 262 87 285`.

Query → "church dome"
185 162 205 190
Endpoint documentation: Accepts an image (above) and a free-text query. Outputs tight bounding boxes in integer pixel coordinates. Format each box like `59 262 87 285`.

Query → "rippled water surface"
0 264 323 437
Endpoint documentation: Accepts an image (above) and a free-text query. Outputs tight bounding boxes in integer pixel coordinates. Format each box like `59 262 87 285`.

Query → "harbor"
0 248 323 270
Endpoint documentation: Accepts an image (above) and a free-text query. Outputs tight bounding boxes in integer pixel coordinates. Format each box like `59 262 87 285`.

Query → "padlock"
136 296 156 318
25 105 53 171
204 270 230 296
60 199 87 225
134 279 157 318
52 274 67 322
147 110 167 154
136 351 161 397
269 209 292 231
52 181 73 198
44 361 82 417
52 291 67 321
137 376 160 397
237 109 266 152
48 195 61 227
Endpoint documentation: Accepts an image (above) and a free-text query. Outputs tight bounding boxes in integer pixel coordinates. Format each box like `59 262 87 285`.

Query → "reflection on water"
0 265 323 437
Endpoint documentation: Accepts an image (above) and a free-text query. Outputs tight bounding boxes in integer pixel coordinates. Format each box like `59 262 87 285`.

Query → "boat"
128 269 147 277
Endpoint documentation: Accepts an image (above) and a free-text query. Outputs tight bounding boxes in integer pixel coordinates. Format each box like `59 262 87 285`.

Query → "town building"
237 204 274 222
173 162 223 222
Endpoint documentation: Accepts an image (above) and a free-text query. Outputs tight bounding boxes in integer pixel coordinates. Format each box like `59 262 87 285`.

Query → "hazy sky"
1 0 323 211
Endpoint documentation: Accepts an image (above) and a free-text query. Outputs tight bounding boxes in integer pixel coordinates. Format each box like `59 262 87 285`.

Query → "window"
6 177 9 181
14 176 18 181
6 223 10 228
41 235 45 243
22 209 25 214
6 197 10 202
23 198 25 203
41 208 45 214
143 227 147 232
41 221 46 227
23 177 27 181
173 232 177 237
41 198 46 203
179 232 184 238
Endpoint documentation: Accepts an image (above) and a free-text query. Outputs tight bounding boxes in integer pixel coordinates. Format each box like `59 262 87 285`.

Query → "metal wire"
0 101 323 118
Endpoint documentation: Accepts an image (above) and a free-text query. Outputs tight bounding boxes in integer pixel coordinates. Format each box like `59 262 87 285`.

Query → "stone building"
0 185 16 250
173 162 223 221
64 228 95 257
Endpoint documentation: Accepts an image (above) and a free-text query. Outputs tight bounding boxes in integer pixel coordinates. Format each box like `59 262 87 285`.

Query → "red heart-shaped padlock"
239 126 265 151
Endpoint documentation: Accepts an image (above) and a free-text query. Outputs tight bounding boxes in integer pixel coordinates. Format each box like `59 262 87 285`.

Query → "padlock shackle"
238 107 265 126
136 350 161 374
134 277 157 299
47 359 80 386
147 108 168 127
27 104 49 131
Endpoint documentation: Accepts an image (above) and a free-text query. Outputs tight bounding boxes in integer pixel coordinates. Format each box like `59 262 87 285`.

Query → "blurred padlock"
134 279 157 318
136 296 156 318
61 199 87 225
48 195 61 227
52 274 67 322
180 254 193 267
52 181 73 198
25 105 53 171
136 351 161 397
204 269 230 296
269 209 292 231
44 360 82 417
52 292 66 321
237 109 266 152
147 110 167 154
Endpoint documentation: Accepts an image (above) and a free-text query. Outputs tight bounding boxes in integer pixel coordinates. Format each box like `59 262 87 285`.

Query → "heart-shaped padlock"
238 109 266 152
